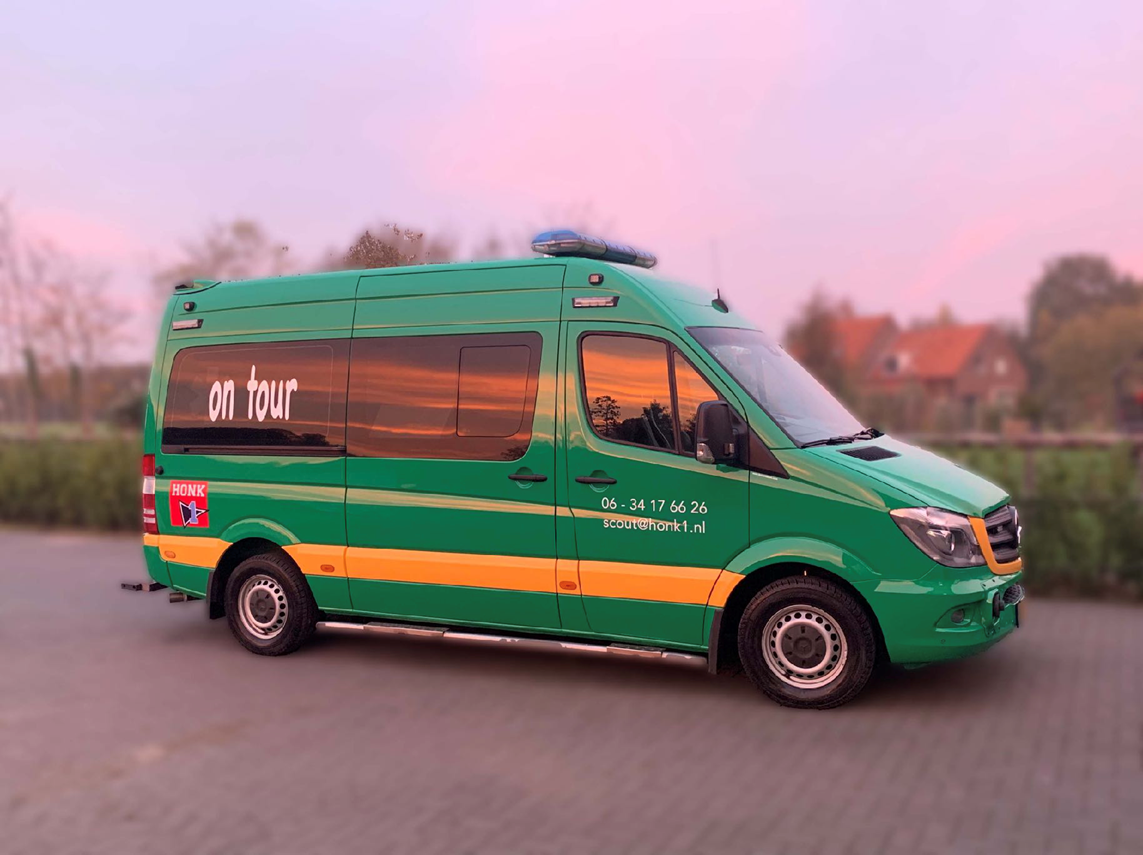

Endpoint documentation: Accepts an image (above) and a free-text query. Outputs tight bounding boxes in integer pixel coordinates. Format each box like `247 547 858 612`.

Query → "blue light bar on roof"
531 229 657 269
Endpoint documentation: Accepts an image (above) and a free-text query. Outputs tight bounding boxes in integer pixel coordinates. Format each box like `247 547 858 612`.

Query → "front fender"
703 536 883 674
725 535 880 585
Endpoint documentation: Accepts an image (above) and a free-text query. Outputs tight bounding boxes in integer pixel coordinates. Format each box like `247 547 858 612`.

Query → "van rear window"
162 340 349 453
347 332 541 460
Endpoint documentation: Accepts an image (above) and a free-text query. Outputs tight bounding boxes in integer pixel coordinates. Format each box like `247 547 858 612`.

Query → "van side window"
673 352 721 453
347 332 541 460
581 335 676 451
457 345 532 437
162 340 349 453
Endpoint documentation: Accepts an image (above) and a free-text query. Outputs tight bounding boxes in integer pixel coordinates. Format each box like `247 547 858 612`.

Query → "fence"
910 432 1143 497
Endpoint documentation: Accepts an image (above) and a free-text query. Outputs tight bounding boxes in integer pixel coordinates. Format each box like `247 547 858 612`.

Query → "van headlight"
889 507 984 568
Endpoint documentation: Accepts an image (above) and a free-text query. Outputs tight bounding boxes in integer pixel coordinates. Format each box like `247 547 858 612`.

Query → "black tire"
224 551 317 656
737 576 877 709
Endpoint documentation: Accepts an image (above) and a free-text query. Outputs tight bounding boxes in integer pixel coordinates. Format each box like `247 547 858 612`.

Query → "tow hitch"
992 583 1025 622
121 581 167 593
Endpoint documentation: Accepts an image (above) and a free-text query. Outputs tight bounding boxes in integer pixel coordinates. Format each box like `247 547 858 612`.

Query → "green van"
137 230 1024 708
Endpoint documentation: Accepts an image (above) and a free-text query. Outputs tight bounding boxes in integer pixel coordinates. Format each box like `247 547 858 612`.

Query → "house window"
992 388 1016 409
884 352 912 374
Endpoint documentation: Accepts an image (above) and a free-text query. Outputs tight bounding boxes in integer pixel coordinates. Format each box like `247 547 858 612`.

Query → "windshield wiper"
802 426 883 448
801 435 857 448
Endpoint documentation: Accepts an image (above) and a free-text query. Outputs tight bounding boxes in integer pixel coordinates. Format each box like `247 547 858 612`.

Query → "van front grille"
984 504 1021 564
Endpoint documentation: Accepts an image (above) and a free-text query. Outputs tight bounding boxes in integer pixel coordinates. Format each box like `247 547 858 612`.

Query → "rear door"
344 266 564 631
156 283 355 611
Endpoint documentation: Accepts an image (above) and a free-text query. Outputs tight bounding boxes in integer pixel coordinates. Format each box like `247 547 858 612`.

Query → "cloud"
17 205 147 267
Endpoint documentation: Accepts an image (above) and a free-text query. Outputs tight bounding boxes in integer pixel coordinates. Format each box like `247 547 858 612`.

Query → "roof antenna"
710 238 728 312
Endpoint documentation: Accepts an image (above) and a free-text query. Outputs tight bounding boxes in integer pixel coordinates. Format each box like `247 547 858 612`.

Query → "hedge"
937 444 1143 598
0 438 140 530
1 437 1139 598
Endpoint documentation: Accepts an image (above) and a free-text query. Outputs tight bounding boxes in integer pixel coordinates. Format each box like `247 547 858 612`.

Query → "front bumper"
857 568 1024 666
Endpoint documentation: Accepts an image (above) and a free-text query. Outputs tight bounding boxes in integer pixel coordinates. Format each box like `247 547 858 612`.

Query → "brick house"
831 314 900 379
862 323 1027 431
793 315 1029 432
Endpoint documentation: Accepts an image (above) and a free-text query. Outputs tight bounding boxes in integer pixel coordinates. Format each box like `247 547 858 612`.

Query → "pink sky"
3 1 1142 360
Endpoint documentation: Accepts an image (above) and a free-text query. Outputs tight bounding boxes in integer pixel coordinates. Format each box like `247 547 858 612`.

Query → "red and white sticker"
169 480 210 528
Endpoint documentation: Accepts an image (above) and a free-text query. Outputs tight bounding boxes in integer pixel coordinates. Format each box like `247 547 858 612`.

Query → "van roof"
168 254 760 334
172 255 574 294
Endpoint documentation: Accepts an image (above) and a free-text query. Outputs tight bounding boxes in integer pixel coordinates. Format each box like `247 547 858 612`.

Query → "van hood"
803 436 1008 517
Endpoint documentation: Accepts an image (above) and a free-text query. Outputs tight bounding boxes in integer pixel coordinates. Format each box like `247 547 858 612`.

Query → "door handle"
508 473 547 482
575 476 617 485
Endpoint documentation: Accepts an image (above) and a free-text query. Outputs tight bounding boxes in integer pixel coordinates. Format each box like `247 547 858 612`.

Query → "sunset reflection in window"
581 335 675 450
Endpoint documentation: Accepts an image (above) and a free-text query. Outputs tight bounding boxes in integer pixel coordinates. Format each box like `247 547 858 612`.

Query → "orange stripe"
145 535 727 606
970 517 1023 576
285 543 348 577
556 558 582 592
157 535 228 568
707 570 744 607
577 559 721 605
345 547 555 593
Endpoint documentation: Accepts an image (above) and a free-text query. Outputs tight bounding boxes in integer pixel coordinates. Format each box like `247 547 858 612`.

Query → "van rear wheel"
738 576 876 709
225 551 317 656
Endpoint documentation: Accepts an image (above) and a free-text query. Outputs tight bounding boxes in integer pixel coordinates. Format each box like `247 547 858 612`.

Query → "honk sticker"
170 480 210 528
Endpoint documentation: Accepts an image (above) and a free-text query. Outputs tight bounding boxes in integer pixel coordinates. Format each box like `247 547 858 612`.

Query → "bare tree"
470 232 506 261
153 219 292 296
784 289 852 402
0 199 123 438
0 199 42 437
31 244 124 438
339 223 455 270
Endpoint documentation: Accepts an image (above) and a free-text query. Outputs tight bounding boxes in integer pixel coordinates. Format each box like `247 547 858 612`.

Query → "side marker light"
573 296 619 308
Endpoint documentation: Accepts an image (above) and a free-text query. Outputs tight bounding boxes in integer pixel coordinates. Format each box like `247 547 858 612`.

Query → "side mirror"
695 400 740 465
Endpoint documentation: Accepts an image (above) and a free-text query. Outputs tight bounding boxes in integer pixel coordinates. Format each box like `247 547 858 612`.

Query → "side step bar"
316 620 707 668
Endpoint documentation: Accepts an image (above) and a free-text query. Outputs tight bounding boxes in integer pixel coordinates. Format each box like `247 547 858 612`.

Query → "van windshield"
689 326 865 446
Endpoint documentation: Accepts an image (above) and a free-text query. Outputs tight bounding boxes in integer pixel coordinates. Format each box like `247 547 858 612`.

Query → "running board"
315 620 706 668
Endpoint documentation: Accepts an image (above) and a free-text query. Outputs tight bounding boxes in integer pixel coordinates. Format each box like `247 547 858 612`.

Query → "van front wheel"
225 552 317 656
737 576 876 709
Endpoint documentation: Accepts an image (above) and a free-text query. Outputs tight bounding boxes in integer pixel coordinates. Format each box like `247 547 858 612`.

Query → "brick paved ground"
1 529 1141 854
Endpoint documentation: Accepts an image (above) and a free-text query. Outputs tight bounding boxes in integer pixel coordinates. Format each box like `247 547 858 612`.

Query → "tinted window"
348 332 541 460
163 340 349 452
673 353 721 453
457 345 531 437
581 335 674 451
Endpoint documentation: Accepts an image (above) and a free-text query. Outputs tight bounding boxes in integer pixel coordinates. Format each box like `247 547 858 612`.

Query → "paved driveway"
1 529 1141 854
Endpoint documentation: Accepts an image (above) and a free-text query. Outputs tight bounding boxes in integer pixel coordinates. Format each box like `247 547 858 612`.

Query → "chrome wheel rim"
762 604 848 689
238 574 288 640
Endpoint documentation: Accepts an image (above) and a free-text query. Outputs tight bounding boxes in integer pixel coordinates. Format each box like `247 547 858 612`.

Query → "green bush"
0 437 140 530
938 444 1143 598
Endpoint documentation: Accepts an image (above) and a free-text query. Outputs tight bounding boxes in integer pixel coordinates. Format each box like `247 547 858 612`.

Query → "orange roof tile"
831 315 896 367
871 323 992 381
